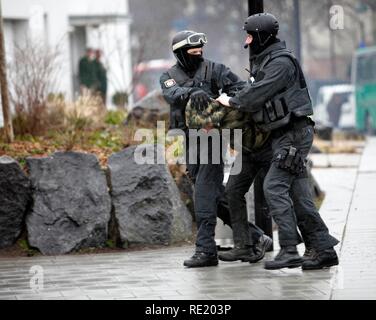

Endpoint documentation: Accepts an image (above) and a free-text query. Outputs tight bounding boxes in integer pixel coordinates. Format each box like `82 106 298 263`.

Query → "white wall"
2 0 132 106
0 19 29 127
88 22 133 106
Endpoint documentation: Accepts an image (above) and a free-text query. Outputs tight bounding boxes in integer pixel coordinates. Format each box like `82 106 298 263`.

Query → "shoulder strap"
200 59 213 82
259 50 307 89
168 60 214 85
167 65 190 85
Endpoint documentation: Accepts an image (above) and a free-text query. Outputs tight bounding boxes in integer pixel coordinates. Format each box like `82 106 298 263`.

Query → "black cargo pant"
263 119 339 250
216 197 264 246
224 142 272 247
186 132 224 255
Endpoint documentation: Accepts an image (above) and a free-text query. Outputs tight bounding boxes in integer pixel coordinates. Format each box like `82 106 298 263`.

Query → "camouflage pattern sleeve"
185 97 271 152
220 108 271 153
185 99 227 129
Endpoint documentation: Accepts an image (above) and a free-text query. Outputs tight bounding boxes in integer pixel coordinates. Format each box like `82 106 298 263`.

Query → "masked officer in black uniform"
217 13 339 270
160 30 269 268
186 98 274 263
188 99 320 265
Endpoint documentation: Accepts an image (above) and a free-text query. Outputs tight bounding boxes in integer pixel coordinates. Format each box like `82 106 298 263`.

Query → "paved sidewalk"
0 139 375 300
331 138 376 299
309 153 361 168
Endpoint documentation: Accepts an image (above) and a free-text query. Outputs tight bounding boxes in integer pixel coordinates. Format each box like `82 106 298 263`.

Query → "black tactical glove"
190 89 212 111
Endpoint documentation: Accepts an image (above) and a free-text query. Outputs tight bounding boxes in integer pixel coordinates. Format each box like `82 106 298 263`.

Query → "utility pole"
248 0 264 15
328 0 337 79
373 10 376 45
248 0 274 251
0 0 14 143
247 1 264 68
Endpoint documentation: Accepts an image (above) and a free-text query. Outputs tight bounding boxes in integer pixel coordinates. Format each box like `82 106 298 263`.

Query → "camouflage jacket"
185 100 270 153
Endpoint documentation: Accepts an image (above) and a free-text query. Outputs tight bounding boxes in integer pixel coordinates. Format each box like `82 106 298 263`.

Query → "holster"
275 146 306 175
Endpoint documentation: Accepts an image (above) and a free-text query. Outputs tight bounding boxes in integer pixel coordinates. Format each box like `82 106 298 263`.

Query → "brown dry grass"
313 131 366 154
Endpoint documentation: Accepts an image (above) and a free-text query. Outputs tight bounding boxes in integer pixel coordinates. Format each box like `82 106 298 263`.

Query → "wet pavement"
0 139 375 300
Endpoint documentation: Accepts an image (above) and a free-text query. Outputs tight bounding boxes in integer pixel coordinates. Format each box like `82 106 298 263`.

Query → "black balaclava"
248 31 279 55
175 45 204 72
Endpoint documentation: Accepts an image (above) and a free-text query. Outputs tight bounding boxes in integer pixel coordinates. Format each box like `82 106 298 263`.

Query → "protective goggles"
172 33 208 52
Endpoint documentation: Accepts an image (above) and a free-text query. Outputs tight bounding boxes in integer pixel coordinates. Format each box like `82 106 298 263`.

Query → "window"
356 53 376 85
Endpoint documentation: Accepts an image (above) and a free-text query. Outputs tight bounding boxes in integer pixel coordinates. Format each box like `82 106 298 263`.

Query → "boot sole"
184 261 219 268
218 256 252 263
218 237 273 264
242 257 262 263
302 260 339 271
264 259 303 270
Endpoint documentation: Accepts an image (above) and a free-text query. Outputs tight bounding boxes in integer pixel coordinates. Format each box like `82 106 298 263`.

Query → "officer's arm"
215 64 246 96
160 72 193 105
229 57 295 112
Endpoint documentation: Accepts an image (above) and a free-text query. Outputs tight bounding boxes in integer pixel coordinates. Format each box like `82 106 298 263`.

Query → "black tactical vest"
251 49 313 131
167 60 219 129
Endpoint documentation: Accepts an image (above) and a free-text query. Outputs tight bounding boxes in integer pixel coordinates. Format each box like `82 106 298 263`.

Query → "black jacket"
229 40 313 131
160 60 244 130
229 41 296 113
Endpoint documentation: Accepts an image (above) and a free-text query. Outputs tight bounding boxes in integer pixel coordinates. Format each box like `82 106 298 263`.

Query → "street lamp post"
327 0 337 79
248 0 264 16
248 0 264 66
248 0 274 251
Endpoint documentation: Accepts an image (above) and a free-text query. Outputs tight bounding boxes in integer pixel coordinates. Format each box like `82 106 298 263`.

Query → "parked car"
313 84 355 130
133 59 174 103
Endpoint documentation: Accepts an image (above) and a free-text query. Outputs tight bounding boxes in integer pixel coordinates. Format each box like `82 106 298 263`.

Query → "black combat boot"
302 247 317 261
255 234 273 260
218 246 262 263
264 246 303 270
302 248 339 270
183 252 218 268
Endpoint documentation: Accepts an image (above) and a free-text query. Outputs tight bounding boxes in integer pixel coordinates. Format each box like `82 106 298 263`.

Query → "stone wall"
0 146 193 255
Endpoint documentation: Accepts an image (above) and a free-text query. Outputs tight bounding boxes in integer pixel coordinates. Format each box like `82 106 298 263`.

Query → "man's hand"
203 123 214 132
216 93 231 107
190 89 211 111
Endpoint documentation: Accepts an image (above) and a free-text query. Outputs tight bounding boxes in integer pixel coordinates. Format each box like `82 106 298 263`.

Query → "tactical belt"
271 116 314 138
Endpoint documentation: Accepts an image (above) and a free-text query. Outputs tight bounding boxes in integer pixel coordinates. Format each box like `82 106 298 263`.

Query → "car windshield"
356 53 376 84
138 69 163 89
134 68 168 102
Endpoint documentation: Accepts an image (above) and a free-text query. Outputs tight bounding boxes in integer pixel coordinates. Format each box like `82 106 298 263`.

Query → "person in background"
78 48 97 94
94 49 108 106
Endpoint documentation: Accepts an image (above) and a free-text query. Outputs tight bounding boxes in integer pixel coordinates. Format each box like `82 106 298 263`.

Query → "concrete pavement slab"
310 154 361 168
2 138 376 300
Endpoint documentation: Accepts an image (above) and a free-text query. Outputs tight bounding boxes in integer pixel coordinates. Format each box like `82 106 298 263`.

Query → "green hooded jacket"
185 100 270 153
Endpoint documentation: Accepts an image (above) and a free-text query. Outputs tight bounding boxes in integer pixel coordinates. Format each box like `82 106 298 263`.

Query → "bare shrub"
62 92 105 150
9 39 61 136
45 93 67 131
